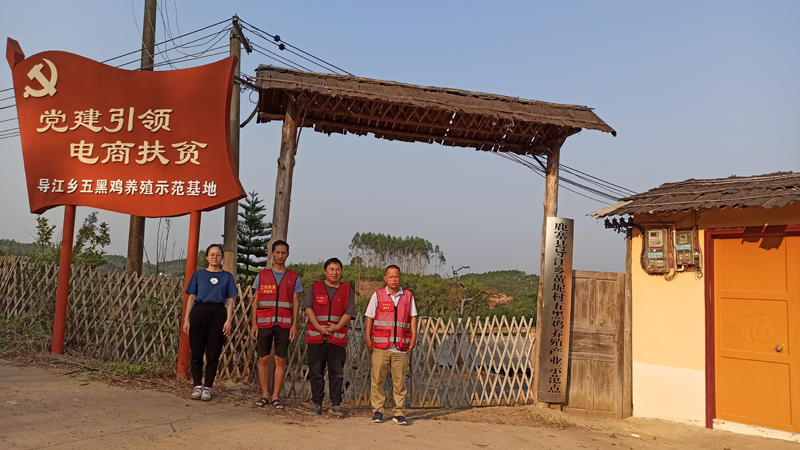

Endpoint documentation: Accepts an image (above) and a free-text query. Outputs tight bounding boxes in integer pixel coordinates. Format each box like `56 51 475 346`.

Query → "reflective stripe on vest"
258 300 293 309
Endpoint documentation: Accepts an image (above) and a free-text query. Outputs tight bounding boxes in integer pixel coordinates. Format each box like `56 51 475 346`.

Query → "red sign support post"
51 204 76 354
177 211 202 376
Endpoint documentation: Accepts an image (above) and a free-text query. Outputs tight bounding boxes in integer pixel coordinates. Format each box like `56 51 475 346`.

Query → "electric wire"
559 163 638 196
113 27 231 70
239 21 351 75
0 96 15 102
148 47 229 70
251 42 311 72
101 18 230 64
494 152 615 204
518 153 625 201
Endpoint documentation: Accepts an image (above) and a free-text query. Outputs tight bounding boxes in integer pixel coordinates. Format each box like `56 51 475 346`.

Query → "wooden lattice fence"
0 256 538 407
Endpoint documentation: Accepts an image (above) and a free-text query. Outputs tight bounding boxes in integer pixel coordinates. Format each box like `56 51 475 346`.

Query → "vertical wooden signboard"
538 216 574 403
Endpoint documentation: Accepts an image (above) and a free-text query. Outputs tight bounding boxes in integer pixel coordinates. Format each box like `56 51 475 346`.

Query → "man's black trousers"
189 303 227 388
307 341 347 406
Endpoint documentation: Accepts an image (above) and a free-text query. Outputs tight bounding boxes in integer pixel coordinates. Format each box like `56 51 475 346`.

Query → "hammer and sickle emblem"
23 58 58 99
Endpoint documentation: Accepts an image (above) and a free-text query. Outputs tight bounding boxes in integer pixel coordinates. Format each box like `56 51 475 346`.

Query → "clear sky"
1 1 798 274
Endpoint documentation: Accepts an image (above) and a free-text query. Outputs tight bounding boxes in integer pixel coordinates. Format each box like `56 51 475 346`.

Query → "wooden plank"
592 360 617 414
623 232 633 418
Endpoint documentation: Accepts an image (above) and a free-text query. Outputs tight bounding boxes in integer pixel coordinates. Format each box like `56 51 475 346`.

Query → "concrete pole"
223 16 242 275
125 0 157 276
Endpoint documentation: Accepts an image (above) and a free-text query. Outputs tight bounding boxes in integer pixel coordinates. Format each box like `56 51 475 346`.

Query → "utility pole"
223 16 250 275
125 0 157 276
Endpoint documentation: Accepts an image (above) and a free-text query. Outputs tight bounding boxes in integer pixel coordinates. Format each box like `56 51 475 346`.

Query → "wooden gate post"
266 96 298 258
533 142 562 407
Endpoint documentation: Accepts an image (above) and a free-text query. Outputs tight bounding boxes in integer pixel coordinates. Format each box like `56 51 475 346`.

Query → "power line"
521 153 630 201
495 152 629 204
560 163 637 196
113 27 230 69
251 42 311 72
101 17 230 64
240 20 351 75
0 118 17 124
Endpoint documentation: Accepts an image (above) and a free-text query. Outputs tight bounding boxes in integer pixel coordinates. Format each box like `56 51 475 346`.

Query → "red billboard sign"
6 38 245 217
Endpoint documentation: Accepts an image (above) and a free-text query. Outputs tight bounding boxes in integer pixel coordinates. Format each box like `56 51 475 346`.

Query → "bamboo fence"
0 256 537 408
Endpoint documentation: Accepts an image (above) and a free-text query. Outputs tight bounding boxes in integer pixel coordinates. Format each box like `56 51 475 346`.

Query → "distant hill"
0 239 193 276
0 239 37 257
462 270 539 295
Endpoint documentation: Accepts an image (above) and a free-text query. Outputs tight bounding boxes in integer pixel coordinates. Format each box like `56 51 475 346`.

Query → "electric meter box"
644 228 668 273
675 230 695 266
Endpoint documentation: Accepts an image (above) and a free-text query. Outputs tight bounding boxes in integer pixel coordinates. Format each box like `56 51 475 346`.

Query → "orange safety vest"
256 269 297 329
306 281 350 347
371 288 413 351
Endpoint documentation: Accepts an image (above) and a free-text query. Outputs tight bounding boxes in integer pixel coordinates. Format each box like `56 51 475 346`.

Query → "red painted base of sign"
52 205 76 354
177 211 202 377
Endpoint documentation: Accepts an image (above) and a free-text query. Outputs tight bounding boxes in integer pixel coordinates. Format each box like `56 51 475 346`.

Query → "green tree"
348 232 446 275
237 191 271 286
72 212 112 269
27 212 111 269
27 216 60 265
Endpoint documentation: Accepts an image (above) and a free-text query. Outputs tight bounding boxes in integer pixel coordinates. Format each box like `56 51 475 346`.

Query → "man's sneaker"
330 405 344 418
190 386 203 400
310 404 323 415
372 411 383 423
393 416 408 425
200 387 212 401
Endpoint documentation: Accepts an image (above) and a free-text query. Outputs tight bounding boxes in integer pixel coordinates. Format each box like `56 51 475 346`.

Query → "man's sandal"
271 399 285 409
254 397 269 408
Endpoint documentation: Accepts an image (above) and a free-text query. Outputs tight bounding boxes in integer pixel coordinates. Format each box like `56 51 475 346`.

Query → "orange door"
715 234 800 432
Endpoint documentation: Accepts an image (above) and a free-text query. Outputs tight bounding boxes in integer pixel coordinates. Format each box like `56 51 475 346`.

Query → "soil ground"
1 360 796 450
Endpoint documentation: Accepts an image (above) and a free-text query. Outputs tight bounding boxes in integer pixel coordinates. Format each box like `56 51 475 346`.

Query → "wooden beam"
533 139 563 407
266 96 298 264
304 103 545 139
307 117 545 153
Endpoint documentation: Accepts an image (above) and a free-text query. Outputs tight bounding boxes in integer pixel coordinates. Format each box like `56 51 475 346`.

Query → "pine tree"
237 191 271 286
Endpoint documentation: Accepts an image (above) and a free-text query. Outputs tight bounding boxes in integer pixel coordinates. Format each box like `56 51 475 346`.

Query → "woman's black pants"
189 303 226 388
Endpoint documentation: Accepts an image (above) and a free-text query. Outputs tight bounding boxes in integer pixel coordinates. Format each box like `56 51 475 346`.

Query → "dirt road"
0 361 794 450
